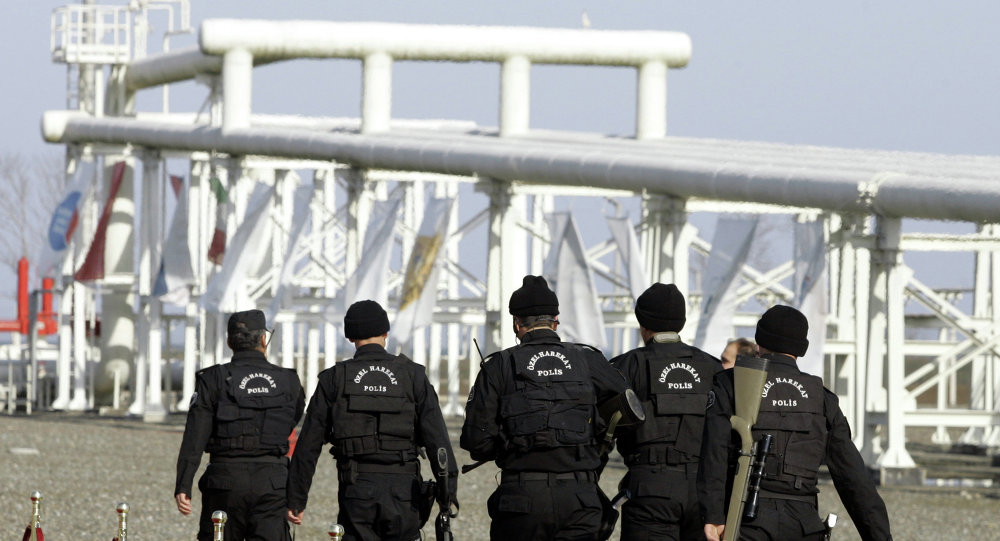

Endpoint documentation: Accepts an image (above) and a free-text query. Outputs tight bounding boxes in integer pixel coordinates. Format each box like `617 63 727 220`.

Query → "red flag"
206 177 228 265
74 162 127 282
169 174 183 197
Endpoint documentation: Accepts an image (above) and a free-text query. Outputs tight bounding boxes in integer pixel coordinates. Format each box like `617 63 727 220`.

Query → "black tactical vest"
752 362 827 491
499 340 596 453
210 362 299 454
626 348 718 464
329 355 417 460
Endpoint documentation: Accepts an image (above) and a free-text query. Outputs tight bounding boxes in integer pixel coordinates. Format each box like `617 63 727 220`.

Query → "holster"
418 479 437 527
597 486 619 541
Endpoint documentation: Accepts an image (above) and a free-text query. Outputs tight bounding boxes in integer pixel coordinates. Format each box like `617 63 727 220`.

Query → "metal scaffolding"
22 1 1000 482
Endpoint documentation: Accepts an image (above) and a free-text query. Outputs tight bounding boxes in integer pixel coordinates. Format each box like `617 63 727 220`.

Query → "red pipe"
0 258 58 335
18 258 29 333
39 277 57 335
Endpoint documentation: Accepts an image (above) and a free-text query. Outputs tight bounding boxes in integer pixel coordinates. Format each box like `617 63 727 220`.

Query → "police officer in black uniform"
461 275 631 541
175 309 305 541
286 300 458 541
698 305 892 541
611 283 722 541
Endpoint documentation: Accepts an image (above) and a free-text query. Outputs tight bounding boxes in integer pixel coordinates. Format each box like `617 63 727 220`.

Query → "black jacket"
287 344 458 511
461 329 629 473
697 353 892 541
175 350 305 496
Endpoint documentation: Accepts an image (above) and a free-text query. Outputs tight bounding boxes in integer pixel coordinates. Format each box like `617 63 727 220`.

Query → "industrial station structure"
3 0 1000 483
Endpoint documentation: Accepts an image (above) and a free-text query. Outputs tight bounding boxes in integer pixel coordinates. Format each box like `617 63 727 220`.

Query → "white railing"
51 4 132 65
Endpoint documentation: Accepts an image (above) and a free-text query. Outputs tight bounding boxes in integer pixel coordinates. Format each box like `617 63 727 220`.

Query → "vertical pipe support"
141 152 166 422
874 216 917 471
222 48 253 133
636 60 667 139
361 51 392 134
500 55 531 137
482 180 525 353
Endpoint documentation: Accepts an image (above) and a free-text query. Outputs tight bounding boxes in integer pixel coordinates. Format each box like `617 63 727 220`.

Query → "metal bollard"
328 523 345 541
24 491 43 541
212 511 228 541
114 502 129 541
30 491 43 527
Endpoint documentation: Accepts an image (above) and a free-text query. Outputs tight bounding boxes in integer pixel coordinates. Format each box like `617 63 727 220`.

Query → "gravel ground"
2 412 998 541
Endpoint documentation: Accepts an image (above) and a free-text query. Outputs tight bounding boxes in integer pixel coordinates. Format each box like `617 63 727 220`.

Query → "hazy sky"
0 1 996 312
4 1 998 157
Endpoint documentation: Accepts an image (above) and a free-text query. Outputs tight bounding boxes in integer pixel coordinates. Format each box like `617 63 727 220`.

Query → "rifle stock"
436 447 457 541
722 356 769 541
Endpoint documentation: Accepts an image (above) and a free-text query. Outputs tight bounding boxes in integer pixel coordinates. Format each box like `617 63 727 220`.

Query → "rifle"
435 447 458 541
461 339 492 475
722 356 770 541
742 433 773 521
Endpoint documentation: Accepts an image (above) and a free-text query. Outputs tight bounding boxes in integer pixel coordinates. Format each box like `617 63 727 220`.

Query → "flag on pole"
543 212 607 349
207 176 229 265
693 215 759 353
36 160 96 279
606 216 648 299
394 197 455 344
153 175 197 304
327 194 402 321
265 183 315 322
201 183 276 313
74 161 127 282
793 219 827 376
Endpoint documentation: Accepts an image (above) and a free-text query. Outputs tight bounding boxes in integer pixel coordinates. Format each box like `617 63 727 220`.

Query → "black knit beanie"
508 275 560 317
634 283 686 332
344 300 390 340
228 309 267 335
755 305 809 357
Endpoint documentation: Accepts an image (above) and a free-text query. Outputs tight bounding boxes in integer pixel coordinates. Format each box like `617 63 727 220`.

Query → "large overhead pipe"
41 112 1000 223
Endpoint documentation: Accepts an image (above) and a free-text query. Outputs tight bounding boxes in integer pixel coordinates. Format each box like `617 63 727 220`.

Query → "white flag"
694 215 759 354
606 216 648 299
794 219 827 377
393 197 455 344
332 194 403 320
543 212 606 349
154 176 197 304
266 182 314 322
201 183 276 313
36 161 97 278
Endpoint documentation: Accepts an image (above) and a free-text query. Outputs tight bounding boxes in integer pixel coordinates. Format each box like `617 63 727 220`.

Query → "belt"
210 455 288 465
758 489 817 505
355 461 421 475
501 470 597 484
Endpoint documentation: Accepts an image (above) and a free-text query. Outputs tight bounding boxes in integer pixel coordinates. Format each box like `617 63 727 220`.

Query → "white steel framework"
21 1 1000 481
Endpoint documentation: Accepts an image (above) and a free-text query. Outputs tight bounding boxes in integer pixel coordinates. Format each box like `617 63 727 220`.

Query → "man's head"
634 282 686 336
227 309 269 353
508 275 559 337
755 305 809 358
344 300 390 347
721 337 758 369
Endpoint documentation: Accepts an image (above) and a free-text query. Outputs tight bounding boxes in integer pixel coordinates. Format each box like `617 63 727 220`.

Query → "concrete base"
876 466 926 486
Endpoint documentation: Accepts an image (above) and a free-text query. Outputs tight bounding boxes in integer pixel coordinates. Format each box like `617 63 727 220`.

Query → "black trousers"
488 472 603 541
737 498 825 541
198 461 290 541
338 472 422 541
619 465 704 541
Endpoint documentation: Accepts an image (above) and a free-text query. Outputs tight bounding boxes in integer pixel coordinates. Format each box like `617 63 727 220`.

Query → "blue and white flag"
36 161 96 279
